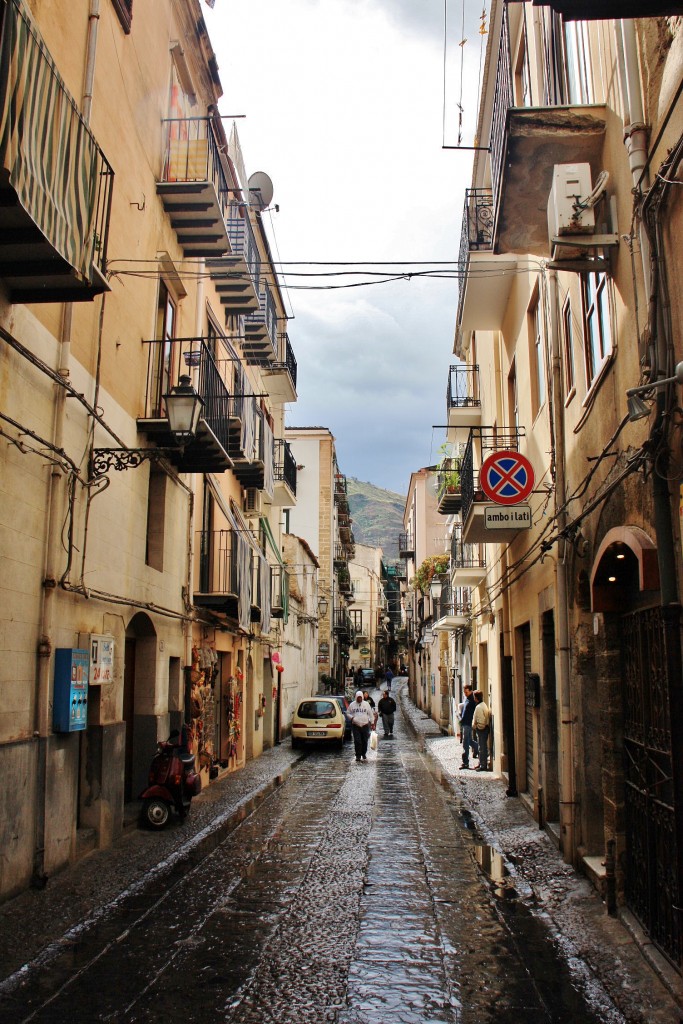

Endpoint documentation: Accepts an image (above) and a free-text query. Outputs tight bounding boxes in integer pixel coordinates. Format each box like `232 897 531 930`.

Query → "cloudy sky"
206 0 484 494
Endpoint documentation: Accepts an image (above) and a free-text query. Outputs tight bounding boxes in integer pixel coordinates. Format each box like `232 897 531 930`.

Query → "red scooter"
139 728 201 829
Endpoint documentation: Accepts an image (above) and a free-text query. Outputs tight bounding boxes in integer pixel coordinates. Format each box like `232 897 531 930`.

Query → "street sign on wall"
484 504 532 529
480 450 534 505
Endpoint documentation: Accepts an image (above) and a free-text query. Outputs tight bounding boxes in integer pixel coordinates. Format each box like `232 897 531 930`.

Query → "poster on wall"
89 634 114 685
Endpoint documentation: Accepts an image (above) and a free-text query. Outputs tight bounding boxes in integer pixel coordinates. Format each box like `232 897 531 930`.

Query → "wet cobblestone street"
0 692 673 1023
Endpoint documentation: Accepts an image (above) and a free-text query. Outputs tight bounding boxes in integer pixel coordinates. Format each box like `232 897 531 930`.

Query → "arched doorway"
590 527 682 962
123 613 158 802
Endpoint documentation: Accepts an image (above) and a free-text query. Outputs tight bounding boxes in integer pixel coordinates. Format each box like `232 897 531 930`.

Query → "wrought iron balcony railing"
447 364 481 411
278 332 298 389
456 189 494 330
226 209 261 290
461 427 524 524
140 336 231 461
274 438 297 495
490 6 513 221
398 532 415 557
196 529 238 597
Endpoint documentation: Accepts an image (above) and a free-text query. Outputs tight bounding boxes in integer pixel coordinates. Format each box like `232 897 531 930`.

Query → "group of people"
346 681 397 762
457 685 492 772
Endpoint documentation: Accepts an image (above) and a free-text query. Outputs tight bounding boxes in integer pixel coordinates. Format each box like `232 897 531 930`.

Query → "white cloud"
206 0 474 492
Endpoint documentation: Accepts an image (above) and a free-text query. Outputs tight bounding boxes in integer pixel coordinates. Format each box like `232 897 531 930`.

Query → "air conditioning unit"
244 487 262 516
548 162 596 239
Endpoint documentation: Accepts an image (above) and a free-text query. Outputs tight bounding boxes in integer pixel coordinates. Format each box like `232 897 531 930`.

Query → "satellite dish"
248 171 274 210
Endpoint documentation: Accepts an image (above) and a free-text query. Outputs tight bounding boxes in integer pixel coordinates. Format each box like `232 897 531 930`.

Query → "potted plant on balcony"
411 553 450 594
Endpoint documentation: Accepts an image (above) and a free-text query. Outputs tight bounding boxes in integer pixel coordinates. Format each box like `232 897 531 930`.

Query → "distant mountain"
347 478 405 561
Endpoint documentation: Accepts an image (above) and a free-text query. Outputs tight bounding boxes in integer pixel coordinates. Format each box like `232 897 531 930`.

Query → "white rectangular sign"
484 504 532 529
89 634 115 685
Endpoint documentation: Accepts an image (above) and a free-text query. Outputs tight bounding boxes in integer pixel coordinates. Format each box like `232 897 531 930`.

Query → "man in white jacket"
347 690 375 762
472 691 491 772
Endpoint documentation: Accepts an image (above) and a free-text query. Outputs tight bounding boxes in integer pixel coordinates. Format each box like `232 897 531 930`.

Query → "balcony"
157 117 230 258
262 332 298 403
0 1 113 302
433 599 471 632
398 532 415 558
333 609 353 640
451 525 487 586
194 529 238 618
138 337 232 472
461 427 528 544
231 406 274 493
270 564 286 619
489 5 607 257
272 438 297 506
456 188 516 338
207 211 261 313
334 544 348 567
436 457 463 516
334 473 347 501
447 364 481 432
507 0 682 17
243 282 277 362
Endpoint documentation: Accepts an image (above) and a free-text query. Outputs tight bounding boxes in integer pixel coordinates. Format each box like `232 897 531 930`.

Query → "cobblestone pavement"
0 684 681 1023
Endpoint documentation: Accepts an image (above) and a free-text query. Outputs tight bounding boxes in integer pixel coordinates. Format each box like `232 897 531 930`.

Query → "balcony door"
153 280 177 416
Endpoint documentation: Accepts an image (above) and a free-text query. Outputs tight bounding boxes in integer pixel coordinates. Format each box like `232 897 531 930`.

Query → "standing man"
459 685 478 770
347 690 374 762
384 666 394 691
472 690 491 772
377 689 397 738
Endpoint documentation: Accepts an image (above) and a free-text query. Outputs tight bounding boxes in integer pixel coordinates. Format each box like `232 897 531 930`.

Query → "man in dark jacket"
459 685 478 769
378 690 397 737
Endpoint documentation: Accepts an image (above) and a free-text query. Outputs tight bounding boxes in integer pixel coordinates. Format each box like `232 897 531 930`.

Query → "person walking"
347 690 375 762
384 666 394 691
377 690 397 737
472 690 491 772
458 685 478 769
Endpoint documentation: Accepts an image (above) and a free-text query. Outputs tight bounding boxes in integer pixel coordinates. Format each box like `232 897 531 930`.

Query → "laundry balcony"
0 0 113 302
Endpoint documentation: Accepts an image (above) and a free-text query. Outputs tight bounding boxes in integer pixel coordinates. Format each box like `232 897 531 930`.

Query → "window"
562 294 576 402
145 470 166 571
153 280 177 416
111 0 132 33
528 292 546 417
508 360 519 431
564 22 594 104
582 271 612 387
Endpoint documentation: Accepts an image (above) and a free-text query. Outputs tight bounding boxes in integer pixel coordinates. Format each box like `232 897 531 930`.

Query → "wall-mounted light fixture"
626 361 683 422
92 376 203 475
317 596 329 618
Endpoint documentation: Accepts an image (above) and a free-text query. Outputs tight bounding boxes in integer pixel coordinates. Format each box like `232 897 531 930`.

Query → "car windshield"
298 700 336 720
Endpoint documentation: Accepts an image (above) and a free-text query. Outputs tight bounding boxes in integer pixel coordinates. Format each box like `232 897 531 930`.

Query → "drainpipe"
549 269 575 864
33 2 101 887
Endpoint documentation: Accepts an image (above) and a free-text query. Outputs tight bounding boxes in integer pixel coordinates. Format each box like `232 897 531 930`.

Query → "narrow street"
0 690 663 1024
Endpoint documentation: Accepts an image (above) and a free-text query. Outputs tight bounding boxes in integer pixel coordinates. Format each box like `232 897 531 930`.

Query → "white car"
291 698 346 750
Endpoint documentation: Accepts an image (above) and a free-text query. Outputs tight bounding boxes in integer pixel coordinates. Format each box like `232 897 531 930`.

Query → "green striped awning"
0 0 101 281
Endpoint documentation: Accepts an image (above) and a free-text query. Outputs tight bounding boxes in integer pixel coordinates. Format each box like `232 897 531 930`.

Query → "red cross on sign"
480 450 535 505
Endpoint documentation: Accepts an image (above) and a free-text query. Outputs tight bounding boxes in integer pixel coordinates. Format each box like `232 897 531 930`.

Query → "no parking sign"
480 450 534 505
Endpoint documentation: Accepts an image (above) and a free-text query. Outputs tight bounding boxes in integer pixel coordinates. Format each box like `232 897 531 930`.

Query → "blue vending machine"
53 648 90 733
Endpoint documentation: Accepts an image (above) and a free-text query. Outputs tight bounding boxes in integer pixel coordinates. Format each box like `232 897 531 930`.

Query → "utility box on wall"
53 648 90 733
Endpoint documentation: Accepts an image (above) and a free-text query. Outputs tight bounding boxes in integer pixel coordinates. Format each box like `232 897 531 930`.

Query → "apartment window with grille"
562 294 576 403
564 22 594 104
582 271 612 388
111 0 133 33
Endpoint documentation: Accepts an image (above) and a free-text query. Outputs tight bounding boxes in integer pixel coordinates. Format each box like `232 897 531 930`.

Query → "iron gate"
622 606 681 963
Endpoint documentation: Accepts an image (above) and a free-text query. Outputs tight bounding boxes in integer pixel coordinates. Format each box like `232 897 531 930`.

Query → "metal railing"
490 5 513 216
461 427 524 523
142 337 231 455
227 207 261 289
447 363 481 411
451 524 486 570
160 117 229 219
196 529 237 595
437 456 463 502
274 438 297 495
398 532 414 554
244 281 277 354
277 332 298 390
456 186 495 330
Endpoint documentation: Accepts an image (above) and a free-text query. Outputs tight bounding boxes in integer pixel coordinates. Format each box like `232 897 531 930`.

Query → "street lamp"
91 375 203 475
318 596 329 618
626 361 683 422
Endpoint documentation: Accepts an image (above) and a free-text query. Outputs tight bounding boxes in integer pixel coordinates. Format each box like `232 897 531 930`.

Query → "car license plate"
307 730 325 737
